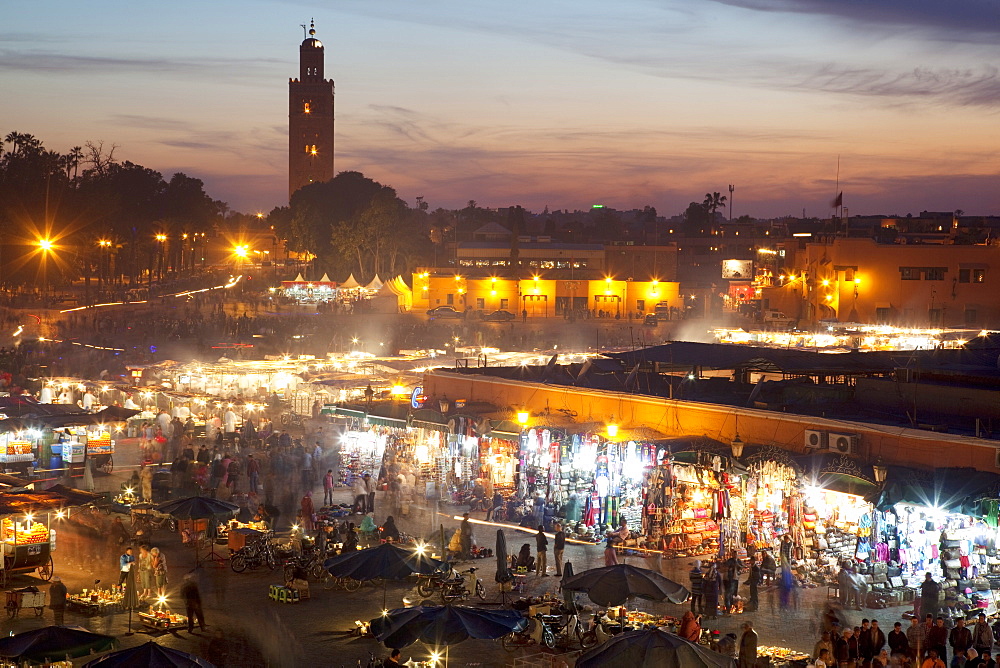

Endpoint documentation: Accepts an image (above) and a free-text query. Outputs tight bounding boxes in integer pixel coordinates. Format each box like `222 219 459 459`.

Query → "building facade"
288 20 335 200
760 237 1000 327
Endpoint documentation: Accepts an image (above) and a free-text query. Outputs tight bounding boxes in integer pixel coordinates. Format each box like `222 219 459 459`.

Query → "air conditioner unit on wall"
828 432 859 454
994 449 1000 470
804 429 827 449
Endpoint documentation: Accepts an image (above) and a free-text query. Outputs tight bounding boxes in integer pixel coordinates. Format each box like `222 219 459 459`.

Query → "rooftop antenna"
300 23 308 39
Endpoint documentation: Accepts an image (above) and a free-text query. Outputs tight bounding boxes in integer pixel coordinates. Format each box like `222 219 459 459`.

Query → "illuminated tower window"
304 102 311 113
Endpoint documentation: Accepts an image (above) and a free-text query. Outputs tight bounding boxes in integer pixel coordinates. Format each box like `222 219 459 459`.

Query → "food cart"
54 426 115 474
757 646 811 668
0 433 37 475
0 516 54 588
4 586 46 618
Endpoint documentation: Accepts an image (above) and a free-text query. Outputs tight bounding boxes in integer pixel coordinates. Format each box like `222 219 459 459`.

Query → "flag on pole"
830 191 843 208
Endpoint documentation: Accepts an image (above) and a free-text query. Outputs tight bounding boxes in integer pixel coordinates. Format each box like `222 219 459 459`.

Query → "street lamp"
37 238 55 297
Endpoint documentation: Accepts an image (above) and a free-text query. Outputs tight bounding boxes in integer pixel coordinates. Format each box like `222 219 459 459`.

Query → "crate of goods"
289 578 310 601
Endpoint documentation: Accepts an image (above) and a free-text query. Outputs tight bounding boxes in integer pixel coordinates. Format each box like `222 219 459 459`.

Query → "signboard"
721 259 753 280
411 387 426 409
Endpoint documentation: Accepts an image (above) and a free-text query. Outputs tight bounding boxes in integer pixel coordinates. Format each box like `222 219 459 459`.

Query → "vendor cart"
85 431 115 474
0 517 54 588
4 586 46 618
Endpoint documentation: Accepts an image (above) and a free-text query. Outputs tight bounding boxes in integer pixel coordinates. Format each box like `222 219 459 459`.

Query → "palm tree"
4 131 22 156
703 192 728 221
67 146 83 181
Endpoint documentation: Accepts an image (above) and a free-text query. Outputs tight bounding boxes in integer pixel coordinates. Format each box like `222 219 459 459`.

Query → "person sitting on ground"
514 543 534 572
381 516 400 542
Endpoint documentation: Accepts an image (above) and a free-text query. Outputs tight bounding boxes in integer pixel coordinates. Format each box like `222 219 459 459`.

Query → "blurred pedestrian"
181 573 206 632
49 577 67 625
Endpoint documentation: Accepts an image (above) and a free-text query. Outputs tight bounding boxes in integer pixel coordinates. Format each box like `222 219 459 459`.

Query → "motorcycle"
415 564 454 598
501 616 555 651
130 507 178 536
231 536 277 573
579 613 620 647
538 605 595 649
440 567 486 603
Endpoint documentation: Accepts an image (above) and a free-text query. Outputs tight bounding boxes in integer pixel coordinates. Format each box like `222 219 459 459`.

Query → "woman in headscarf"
341 522 358 553
702 562 722 619
679 610 701 643
381 516 400 542
515 543 535 571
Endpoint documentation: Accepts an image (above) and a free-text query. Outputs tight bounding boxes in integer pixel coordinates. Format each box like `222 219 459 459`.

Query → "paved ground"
0 434 905 667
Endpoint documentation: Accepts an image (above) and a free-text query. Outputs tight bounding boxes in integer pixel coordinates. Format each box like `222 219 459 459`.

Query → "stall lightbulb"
606 424 619 439
126 487 134 495
382 609 389 616
292 524 300 532
516 411 529 426
157 596 167 605
25 514 33 524
56 510 65 519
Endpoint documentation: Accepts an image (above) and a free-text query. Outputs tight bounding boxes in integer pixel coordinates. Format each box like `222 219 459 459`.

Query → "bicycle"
322 574 361 591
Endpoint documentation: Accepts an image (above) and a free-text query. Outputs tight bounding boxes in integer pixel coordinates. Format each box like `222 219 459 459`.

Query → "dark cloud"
0 50 206 74
787 64 1000 107
710 0 1000 41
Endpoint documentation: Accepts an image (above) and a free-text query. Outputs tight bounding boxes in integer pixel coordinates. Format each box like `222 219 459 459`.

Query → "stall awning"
873 466 1000 515
333 408 366 419
366 414 406 428
796 452 877 497
481 420 521 440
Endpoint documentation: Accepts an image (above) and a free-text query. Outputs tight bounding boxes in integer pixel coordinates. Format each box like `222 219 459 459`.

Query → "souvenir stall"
801 484 872 566
337 427 391 486
67 585 124 615
478 436 518 493
648 452 729 558
742 457 799 556
600 440 653 535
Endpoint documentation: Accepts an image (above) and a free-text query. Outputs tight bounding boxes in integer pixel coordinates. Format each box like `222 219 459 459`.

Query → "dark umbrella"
240 419 257 442
561 564 689 607
122 566 142 636
92 406 140 423
325 542 443 581
325 542 444 609
370 605 527 648
494 529 511 605
0 626 117 664
83 641 215 667
576 628 735 668
156 496 239 520
561 561 575 609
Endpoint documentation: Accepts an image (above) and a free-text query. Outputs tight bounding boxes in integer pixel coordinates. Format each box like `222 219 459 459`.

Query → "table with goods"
67 585 124 615
756 645 811 667
138 605 188 630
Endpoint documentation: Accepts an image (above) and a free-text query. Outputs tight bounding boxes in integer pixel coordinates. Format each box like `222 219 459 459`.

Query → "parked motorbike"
440 567 486 603
415 564 454 598
539 605 595 649
501 616 555 651
231 536 276 573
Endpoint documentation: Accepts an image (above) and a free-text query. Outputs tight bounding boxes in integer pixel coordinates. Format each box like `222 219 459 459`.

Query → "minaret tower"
288 19 335 200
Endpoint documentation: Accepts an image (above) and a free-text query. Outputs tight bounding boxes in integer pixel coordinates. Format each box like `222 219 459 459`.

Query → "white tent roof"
319 273 331 283
366 274 384 291
380 275 412 297
293 273 305 282
341 274 361 289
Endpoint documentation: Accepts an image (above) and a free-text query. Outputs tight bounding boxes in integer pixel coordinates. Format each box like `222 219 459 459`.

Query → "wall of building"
760 238 1000 327
422 369 1000 472
411 272 680 316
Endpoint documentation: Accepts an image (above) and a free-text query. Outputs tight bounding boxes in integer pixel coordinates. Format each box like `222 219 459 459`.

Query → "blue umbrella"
324 542 443 581
0 626 117 664
370 605 527 649
562 564 689 607
577 628 735 668
84 641 215 667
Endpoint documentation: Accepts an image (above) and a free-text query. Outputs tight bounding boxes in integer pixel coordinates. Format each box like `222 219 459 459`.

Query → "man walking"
181 573 206 633
459 513 473 560
921 573 942 619
739 621 758 668
534 526 548 576
973 613 995 658
247 454 260 495
553 523 565 577
363 473 376 514
909 616 928 664
950 618 973 668
928 617 949 664
324 469 335 506
689 560 704 614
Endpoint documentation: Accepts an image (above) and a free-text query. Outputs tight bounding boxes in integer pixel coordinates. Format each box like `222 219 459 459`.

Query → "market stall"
0 515 54 587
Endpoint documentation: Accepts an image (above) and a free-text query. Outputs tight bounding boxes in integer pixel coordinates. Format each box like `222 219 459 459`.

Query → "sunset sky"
4 1 999 217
